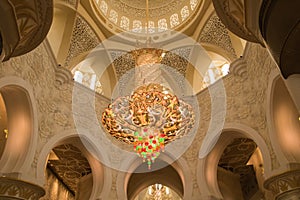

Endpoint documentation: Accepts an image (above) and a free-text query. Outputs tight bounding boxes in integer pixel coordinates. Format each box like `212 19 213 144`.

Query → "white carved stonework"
229 57 247 81
55 65 73 86
0 39 282 198
110 51 135 79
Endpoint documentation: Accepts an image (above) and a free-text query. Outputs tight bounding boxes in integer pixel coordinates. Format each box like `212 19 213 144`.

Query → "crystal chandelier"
145 184 175 200
101 0 194 169
101 63 194 168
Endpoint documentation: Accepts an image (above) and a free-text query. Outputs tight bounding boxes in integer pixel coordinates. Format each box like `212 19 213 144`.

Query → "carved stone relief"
0 39 281 199
110 47 191 80
0 177 45 200
225 44 279 170
264 169 300 199
112 0 185 18
218 138 257 171
200 14 237 60
47 144 91 195
55 65 74 86
64 15 100 67
93 0 201 33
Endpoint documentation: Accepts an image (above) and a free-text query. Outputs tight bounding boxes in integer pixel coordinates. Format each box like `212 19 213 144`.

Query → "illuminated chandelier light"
145 184 174 200
102 75 194 168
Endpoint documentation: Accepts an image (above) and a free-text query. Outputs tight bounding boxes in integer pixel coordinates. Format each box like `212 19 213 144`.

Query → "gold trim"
264 170 300 197
0 177 45 200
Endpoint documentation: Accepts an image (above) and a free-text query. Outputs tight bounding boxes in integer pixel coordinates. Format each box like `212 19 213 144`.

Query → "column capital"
0 177 45 200
264 169 300 199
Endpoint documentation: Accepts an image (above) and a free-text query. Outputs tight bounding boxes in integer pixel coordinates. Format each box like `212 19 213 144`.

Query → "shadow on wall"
0 34 2 55
0 92 7 159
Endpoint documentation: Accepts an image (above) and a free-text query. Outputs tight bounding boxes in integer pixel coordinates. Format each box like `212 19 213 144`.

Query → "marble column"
0 177 45 200
264 169 300 200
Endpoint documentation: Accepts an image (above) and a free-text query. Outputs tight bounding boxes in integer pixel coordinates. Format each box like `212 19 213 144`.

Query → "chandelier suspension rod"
146 0 149 44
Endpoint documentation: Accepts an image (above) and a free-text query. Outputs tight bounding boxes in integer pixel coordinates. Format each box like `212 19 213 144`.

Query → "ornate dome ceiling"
93 0 200 33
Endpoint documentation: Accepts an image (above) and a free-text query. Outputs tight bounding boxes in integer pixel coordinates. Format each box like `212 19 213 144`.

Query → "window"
170 14 180 28
99 0 108 15
181 6 190 21
132 20 142 33
158 18 168 32
190 0 198 11
73 68 104 95
109 9 118 24
120 16 129 30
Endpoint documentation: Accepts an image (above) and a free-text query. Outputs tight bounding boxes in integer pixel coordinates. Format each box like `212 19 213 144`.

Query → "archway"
116 152 193 200
127 160 184 200
217 137 265 199
197 123 272 199
134 183 181 200
0 77 38 179
43 138 98 199
37 132 111 200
